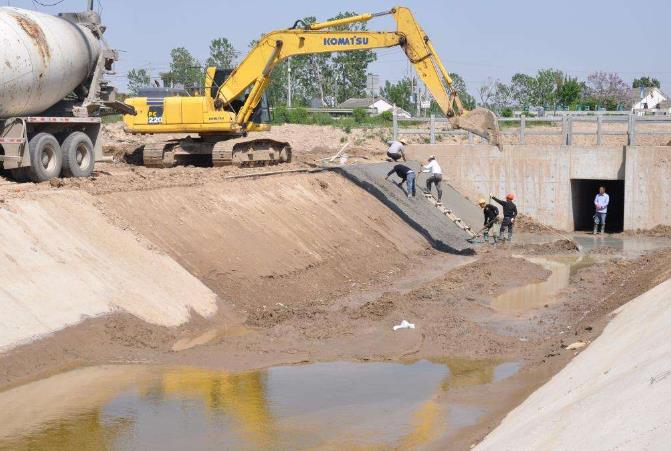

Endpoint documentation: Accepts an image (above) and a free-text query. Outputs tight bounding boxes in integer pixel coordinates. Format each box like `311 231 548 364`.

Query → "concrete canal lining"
406 144 671 231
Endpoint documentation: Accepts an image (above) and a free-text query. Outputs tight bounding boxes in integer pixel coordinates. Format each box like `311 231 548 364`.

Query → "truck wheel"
28 133 63 182
61 131 94 177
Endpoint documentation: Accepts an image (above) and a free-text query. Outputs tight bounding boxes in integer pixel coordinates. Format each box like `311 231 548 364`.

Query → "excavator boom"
122 6 499 168
215 6 499 143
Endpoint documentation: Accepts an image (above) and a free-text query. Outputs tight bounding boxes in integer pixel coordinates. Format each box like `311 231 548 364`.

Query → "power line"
31 0 64 6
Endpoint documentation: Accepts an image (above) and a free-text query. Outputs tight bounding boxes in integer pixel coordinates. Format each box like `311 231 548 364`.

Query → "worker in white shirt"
593 186 610 234
422 155 443 202
386 140 407 162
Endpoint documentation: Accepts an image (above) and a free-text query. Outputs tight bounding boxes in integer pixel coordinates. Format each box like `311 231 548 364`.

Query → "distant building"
310 96 327 109
337 97 412 118
630 87 670 115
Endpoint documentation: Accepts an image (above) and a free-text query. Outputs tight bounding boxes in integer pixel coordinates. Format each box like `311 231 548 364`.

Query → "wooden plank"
421 192 476 238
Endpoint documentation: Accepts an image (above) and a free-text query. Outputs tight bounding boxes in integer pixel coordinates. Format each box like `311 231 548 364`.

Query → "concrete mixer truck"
0 3 128 182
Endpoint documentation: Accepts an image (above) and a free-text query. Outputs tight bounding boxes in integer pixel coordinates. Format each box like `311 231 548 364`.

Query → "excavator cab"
207 68 270 126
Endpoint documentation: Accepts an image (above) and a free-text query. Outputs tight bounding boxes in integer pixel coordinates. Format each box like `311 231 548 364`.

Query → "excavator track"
143 143 176 168
213 138 292 167
141 138 292 168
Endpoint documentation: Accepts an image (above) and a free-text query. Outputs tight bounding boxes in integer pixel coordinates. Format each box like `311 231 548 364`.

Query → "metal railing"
392 113 671 145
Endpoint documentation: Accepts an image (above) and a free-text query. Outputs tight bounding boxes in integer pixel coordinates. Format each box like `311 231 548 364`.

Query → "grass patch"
102 114 122 124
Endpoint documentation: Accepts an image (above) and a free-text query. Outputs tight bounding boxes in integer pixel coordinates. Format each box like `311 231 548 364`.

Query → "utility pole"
410 75 414 116
415 77 421 117
287 57 292 108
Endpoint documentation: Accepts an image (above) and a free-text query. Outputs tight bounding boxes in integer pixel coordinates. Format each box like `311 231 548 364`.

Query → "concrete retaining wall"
406 144 668 231
475 276 671 450
0 191 219 352
625 146 671 229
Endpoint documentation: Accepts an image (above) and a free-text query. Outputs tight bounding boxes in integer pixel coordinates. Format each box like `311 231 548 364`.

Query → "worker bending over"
491 192 517 241
386 140 407 162
422 155 443 202
385 163 416 198
478 198 499 243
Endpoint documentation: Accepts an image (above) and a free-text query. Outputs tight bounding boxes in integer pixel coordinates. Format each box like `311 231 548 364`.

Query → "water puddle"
0 359 519 450
573 235 671 256
491 255 594 312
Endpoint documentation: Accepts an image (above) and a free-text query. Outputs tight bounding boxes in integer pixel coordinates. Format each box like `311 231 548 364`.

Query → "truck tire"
61 131 94 177
28 133 63 182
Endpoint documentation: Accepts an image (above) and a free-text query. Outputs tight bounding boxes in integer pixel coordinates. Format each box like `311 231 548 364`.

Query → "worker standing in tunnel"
385 163 416 198
491 192 517 242
422 156 443 203
593 186 609 234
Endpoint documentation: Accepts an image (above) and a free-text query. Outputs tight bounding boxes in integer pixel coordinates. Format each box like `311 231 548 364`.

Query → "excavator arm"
215 6 499 144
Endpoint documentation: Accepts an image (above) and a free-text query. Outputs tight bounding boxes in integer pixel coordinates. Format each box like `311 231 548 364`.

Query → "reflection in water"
491 255 594 312
0 359 519 450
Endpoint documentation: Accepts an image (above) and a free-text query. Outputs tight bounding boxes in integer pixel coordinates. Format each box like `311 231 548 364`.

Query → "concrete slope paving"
476 277 671 450
338 162 479 254
0 191 219 352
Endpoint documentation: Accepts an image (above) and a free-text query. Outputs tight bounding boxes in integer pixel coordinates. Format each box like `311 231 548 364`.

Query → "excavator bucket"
450 108 500 146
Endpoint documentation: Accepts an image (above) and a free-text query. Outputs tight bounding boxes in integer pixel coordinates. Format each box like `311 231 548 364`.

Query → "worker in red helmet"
491 192 518 242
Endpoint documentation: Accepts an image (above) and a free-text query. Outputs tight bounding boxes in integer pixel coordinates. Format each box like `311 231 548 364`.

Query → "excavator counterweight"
122 6 499 167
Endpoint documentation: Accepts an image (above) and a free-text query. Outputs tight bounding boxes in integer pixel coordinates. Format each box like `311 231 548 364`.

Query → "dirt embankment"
98 171 431 310
102 122 391 162
624 224 671 237
1 163 671 449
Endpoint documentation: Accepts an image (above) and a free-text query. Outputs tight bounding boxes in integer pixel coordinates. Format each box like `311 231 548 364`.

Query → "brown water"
491 255 594 312
0 359 519 450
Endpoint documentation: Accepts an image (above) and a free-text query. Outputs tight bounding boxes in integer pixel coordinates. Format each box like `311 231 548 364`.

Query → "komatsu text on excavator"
123 6 500 168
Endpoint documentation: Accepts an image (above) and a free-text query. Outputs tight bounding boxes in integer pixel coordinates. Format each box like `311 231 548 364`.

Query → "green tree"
282 16 334 106
127 68 150 95
206 37 238 69
163 47 203 90
534 68 563 108
632 76 660 89
556 76 582 108
380 77 413 112
449 72 475 110
491 81 513 111
510 73 536 108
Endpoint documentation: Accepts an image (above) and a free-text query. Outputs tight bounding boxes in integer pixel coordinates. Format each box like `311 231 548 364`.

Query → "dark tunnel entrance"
571 179 624 232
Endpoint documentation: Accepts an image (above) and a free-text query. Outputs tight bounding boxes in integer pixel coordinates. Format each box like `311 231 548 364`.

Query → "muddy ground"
1 226 670 449
2 124 671 449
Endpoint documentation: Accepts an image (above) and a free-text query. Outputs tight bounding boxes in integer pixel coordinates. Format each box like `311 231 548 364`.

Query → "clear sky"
8 0 671 98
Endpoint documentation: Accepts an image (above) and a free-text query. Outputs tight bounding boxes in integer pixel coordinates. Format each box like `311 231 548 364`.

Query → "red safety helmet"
506 192 515 201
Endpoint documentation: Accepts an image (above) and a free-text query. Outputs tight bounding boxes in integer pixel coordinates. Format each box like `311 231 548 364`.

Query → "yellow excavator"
122 6 499 168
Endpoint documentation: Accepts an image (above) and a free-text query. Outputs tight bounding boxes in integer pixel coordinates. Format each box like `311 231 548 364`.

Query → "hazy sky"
8 0 671 97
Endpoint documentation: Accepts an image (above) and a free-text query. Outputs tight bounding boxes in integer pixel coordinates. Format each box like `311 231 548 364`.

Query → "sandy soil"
1 233 670 450
1 122 671 448
623 224 671 237
102 121 390 161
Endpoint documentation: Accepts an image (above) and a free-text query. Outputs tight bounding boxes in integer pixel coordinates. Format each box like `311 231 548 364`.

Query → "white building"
338 97 412 118
630 87 670 115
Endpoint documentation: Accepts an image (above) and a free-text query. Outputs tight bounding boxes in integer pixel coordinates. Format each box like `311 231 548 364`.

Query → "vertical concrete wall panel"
570 147 625 180
624 146 671 229
406 144 638 231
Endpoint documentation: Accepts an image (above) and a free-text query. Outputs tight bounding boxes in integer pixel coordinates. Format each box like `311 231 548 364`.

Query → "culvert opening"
571 179 624 232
